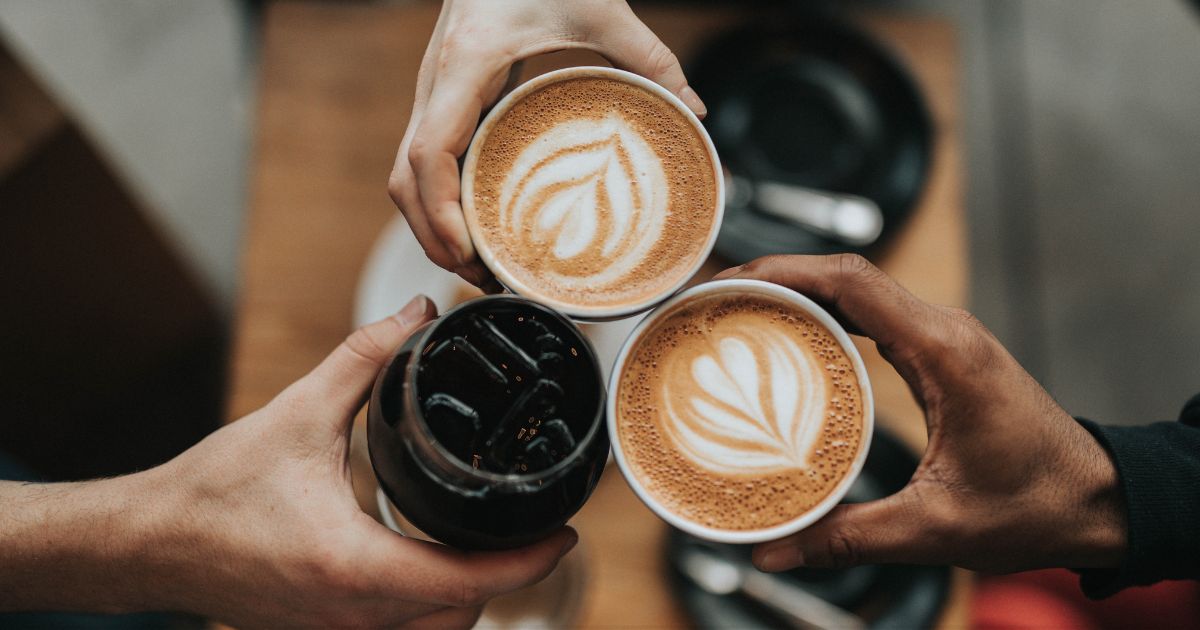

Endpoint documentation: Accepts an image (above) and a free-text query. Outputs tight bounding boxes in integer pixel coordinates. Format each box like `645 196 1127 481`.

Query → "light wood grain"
228 2 969 627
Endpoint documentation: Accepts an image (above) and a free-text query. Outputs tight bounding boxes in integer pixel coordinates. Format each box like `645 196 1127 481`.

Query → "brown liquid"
470 76 718 310
616 293 865 531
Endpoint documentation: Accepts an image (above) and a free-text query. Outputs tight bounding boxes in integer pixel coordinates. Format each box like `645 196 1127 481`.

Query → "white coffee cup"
606 279 875 544
461 66 724 322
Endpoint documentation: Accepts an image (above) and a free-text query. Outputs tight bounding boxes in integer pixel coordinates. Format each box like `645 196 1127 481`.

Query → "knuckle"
645 41 682 80
442 27 481 59
833 253 877 281
407 133 435 169
935 306 1003 368
387 171 412 207
824 529 862 569
944 306 983 329
454 577 486 607
343 325 393 365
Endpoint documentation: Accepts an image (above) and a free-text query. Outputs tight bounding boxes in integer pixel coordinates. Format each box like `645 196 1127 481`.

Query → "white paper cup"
606 279 875 544
461 66 724 322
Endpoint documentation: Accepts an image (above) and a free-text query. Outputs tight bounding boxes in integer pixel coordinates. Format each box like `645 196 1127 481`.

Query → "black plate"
687 12 933 260
666 425 951 629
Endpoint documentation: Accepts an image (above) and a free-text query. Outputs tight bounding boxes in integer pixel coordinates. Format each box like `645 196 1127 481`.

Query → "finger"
293 295 438 420
399 605 484 630
389 161 461 272
752 491 934 571
589 7 706 117
389 2 465 276
715 254 943 360
367 526 577 608
409 63 512 269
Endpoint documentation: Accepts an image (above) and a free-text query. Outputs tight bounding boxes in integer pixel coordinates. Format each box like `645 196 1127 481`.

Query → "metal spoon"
678 545 867 630
725 171 885 248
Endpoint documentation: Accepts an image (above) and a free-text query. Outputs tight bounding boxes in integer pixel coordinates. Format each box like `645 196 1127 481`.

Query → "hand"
714 255 1127 574
388 0 706 288
0 295 577 628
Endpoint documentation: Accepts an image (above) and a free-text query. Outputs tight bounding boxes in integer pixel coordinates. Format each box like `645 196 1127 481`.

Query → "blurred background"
1 0 1198 626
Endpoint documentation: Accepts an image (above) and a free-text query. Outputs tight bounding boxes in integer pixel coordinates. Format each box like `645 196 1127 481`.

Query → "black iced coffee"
368 295 607 550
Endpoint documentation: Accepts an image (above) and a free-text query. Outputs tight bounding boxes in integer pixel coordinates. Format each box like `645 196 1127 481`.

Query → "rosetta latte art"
498 113 669 290
662 329 827 475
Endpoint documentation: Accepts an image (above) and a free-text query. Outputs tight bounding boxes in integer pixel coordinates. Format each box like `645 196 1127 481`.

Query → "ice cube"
516 437 556 473
536 351 564 377
483 378 564 471
466 314 539 375
507 419 578 473
422 393 483 462
525 317 566 355
425 335 507 385
534 418 577 457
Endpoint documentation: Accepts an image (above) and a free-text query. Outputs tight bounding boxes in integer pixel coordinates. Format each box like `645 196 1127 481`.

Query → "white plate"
353 215 644 381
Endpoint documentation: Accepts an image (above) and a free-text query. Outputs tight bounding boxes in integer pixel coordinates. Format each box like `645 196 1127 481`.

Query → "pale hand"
0 296 577 628
388 0 706 288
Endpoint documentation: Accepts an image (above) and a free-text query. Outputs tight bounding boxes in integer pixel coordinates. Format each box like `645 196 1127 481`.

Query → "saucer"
688 12 933 259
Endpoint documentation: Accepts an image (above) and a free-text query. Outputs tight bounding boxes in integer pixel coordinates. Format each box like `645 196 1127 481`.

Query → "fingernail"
757 546 801 572
680 86 707 118
395 295 430 326
559 532 579 556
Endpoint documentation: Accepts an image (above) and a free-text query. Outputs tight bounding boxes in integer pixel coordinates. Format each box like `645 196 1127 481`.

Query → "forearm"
0 470 173 613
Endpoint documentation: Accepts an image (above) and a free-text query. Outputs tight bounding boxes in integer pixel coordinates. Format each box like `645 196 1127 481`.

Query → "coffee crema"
468 76 718 311
616 292 865 531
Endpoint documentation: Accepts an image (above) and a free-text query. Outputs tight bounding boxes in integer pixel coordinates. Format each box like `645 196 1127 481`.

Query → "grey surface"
0 0 254 312
869 0 1200 425
2 0 1198 424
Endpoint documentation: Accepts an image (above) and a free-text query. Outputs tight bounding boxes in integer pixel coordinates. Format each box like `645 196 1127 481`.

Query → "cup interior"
605 279 875 544
460 66 725 322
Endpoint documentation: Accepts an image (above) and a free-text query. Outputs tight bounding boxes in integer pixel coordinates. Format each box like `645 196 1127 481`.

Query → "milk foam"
499 114 668 289
663 330 827 475
615 292 865 531
469 75 719 311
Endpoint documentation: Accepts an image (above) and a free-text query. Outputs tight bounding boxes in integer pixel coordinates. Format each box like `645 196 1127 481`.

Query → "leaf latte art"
499 114 668 290
467 75 719 312
663 330 827 475
616 293 866 531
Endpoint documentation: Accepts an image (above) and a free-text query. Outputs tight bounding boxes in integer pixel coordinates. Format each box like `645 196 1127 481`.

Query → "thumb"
751 490 933 571
589 7 706 117
293 295 438 420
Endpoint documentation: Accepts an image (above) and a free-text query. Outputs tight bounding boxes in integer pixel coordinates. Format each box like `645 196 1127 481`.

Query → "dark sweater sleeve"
1074 393 1200 598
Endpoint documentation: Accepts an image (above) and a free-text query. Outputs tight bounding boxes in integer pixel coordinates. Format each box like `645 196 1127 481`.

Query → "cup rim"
460 65 725 321
605 279 875 544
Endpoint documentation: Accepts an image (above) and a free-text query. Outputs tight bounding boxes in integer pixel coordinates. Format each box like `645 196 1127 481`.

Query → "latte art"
664 329 827 475
466 73 720 315
615 291 866 532
500 114 668 289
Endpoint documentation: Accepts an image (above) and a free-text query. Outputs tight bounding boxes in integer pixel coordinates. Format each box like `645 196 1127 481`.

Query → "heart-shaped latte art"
498 114 668 289
662 330 828 475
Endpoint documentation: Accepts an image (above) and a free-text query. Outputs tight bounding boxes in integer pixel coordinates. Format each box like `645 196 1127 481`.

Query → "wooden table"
228 2 969 627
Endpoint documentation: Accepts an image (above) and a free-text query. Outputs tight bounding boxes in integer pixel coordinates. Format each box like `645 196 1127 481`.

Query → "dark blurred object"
666 425 950 629
0 40 224 481
972 568 1200 629
688 11 932 261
